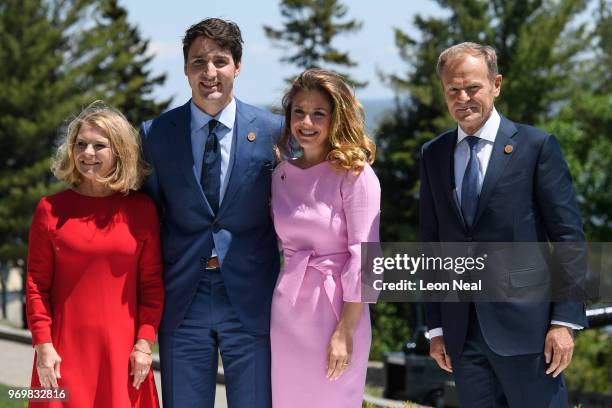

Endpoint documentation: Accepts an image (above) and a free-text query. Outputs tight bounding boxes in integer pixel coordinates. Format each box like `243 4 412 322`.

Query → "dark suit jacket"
419 113 587 359
141 99 283 334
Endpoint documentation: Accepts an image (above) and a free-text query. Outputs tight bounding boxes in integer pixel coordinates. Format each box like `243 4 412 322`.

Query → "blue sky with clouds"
120 0 443 108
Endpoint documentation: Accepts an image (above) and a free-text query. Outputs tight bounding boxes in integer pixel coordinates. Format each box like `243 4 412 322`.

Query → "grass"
0 384 27 408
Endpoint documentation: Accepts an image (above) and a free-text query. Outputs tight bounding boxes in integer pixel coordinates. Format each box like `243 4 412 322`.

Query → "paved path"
0 338 228 407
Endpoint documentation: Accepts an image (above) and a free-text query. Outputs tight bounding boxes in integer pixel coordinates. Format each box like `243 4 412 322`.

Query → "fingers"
545 327 574 377
544 337 553 364
130 352 152 389
326 352 351 381
546 344 573 377
429 338 452 373
443 353 453 371
54 360 62 379
37 366 58 388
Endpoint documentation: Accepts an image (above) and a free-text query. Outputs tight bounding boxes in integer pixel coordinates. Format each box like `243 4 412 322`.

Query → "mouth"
296 129 318 138
80 160 100 166
200 81 220 89
456 106 478 113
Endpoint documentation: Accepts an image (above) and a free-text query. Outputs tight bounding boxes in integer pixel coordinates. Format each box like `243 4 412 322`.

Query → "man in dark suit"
140 18 282 408
420 42 587 407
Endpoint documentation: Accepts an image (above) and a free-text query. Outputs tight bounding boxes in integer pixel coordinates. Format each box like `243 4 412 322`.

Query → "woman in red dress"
26 102 164 407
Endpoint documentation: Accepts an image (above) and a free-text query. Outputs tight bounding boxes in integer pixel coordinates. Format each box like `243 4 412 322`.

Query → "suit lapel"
436 130 464 225
471 115 518 229
218 99 258 216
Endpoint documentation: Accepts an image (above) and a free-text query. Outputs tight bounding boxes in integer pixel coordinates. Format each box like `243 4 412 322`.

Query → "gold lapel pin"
247 132 256 142
504 144 513 154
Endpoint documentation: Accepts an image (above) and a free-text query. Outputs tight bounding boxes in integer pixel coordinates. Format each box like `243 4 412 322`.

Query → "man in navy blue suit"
140 18 282 408
420 42 587 407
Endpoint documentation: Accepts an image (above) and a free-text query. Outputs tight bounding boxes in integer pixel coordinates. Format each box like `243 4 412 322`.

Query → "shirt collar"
190 98 236 132
456 107 500 145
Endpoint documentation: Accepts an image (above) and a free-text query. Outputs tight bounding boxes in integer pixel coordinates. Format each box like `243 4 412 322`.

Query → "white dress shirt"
428 108 582 339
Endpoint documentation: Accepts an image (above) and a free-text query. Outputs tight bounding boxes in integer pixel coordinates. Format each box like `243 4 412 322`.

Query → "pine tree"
374 0 593 242
264 0 366 87
0 0 169 270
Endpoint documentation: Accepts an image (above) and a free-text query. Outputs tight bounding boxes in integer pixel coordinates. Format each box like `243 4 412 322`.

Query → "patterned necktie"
461 135 480 229
200 119 221 213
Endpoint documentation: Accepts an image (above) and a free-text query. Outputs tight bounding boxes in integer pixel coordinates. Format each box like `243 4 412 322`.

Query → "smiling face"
441 54 502 134
290 89 332 160
184 36 240 116
72 122 116 186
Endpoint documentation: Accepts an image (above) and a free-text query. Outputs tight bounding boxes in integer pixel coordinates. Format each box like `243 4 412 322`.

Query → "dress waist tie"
276 250 349 320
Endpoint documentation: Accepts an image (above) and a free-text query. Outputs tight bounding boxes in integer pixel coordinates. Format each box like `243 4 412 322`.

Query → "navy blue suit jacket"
141 99 282 335
419 114 587 359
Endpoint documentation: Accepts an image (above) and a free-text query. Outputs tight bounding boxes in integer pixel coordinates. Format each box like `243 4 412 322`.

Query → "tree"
544 0 612 241
370 0 612 362
374 0 594 242
0 0 169 286
264 0 366 87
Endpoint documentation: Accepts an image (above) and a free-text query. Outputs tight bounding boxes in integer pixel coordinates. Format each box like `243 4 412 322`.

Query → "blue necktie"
461 136 480 229
201 119 221 213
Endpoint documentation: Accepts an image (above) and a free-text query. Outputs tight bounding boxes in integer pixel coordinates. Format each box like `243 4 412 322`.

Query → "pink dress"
270 159 380 408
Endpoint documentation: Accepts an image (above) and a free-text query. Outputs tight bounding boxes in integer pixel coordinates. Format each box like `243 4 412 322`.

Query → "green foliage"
369 303 413 360
564 329 612 393
374 0 596 242
264 0 366 87
0 0 169 265
371 1 612 385
0 383 27 407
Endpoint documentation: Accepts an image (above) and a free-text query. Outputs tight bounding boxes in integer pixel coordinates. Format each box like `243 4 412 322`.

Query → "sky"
120 0 444 109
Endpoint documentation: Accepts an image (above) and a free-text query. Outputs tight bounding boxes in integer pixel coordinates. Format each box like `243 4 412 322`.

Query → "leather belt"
205 256 220 269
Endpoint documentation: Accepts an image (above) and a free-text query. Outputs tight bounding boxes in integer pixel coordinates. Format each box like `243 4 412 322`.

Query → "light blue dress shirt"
190 98 236 204
190 98 236 259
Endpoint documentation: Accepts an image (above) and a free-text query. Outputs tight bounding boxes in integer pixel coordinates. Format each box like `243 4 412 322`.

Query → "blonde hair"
51 101 149 193
276 69 375 173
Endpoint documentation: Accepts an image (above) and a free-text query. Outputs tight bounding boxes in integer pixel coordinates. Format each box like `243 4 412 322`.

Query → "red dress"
26 190 164 408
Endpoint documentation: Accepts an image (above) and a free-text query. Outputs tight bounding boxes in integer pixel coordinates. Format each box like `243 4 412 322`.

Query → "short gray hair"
437 42 499 80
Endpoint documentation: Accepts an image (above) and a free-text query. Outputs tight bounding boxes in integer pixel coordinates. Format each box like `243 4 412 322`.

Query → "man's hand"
544 325 574 378
429 336 452 373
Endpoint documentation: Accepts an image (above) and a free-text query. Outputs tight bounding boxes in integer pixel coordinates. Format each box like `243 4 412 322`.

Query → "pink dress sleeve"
340 164 381 302
26 199 55 346
136 199 164 342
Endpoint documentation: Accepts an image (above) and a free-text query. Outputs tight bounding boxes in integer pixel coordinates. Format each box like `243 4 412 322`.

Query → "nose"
84 144 95 155
302 114 313 126
203 62 216 77
457 89 470 102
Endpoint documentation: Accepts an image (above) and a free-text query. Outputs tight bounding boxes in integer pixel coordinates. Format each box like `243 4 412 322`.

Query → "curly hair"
51 101 149 193
276 69 375 173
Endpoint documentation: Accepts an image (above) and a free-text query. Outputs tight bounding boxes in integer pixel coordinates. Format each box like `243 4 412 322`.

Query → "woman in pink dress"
271 69 380 407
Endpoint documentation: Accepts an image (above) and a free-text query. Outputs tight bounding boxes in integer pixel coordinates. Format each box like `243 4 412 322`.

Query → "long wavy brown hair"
275 69 375 173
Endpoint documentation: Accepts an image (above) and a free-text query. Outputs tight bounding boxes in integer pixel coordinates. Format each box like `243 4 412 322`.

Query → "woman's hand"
34 343 62 388
130 338 153 389
326 326 353 381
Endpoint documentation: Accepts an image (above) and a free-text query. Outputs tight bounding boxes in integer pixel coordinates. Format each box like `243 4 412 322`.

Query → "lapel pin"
247 132 256 142
504 144 513 154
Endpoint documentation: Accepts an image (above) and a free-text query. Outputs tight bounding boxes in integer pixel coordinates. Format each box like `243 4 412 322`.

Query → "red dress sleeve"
136 199 164 342
26 199 55 346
